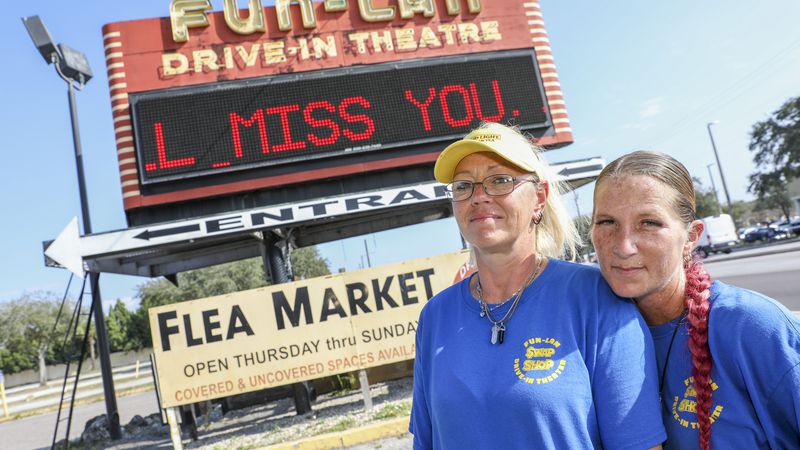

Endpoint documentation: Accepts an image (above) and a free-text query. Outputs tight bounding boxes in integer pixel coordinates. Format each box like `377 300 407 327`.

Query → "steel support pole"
260 233 313 415
67 82 122 440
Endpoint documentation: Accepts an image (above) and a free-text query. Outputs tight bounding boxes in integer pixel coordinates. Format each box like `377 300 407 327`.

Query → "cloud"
639 97 665 119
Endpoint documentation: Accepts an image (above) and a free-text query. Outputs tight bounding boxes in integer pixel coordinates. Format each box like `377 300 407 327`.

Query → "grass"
373 401 411 420
329 373 359 396
315 417 356 435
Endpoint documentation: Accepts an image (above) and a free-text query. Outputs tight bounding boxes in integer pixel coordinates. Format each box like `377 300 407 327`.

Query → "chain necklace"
475 255 546 345
476 289 521 313
660 309 688 399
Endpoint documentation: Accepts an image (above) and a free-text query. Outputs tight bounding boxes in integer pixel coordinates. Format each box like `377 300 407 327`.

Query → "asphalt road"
0 390 161 450
705 247 800 310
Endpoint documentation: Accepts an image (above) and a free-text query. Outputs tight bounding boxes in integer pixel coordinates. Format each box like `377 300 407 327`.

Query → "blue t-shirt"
652 281 800 449
409 259 666 449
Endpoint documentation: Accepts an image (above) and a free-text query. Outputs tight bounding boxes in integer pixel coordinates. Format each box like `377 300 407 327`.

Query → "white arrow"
45 217 85 278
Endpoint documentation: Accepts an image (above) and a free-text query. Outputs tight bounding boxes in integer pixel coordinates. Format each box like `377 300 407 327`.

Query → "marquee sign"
102 0 572 213
133 50 548 184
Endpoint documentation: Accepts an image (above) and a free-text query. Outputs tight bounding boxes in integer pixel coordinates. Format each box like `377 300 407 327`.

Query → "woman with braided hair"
591 150 800 449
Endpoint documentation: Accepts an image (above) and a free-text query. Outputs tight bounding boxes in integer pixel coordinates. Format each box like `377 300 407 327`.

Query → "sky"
1 1 799 311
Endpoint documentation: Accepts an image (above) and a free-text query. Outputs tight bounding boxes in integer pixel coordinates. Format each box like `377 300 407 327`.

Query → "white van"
695 214 739 258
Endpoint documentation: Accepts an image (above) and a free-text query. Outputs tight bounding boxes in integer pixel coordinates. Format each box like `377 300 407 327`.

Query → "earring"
683 252 691 267
532 211 543 225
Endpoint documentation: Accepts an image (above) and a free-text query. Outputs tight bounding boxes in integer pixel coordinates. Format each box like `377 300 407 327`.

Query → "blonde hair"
471 122 581 259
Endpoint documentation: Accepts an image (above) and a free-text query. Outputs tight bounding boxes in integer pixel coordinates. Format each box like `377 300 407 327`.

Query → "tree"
748 96 800 218
0 293 81 382
291 246 331 279
751 183 792 220
693 176 722 219
572 215 593 260
107 300 143 353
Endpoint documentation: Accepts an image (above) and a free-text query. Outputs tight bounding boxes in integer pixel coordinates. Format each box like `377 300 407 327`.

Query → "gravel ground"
81 377 413 449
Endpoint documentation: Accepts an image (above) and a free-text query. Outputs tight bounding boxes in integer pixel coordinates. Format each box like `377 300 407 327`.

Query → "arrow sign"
43 158 605 277
134 224 202 240
557 163 604 177
44 217 85 278
45 181 450 275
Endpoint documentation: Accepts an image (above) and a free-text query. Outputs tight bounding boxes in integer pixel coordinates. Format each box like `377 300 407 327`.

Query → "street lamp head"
707 120 720 127
22 15 61 64
57 43 93 84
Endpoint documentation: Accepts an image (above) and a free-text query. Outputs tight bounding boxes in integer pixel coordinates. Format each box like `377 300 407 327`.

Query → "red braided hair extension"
684 259 713 450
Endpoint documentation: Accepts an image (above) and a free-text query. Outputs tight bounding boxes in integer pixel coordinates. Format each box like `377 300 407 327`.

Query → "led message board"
132 50 548 184
102 0 572 213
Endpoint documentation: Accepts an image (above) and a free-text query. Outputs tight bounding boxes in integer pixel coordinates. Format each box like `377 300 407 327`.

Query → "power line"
642 35 800 150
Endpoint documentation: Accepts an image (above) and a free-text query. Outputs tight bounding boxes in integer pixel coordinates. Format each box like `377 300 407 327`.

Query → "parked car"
742 226 789 243
695 214 738 258
773 218 800 236
738 226 757 241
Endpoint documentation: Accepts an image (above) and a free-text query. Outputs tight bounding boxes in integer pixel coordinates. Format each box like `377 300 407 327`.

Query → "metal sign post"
0 369 8 418
165 407 184 450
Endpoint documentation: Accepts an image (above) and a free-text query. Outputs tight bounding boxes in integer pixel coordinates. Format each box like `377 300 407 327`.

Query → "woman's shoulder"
710 281 799 327
709 281 800 347
709 281 800 378
544 258 604 282
419 277 467 317
543 259 636 310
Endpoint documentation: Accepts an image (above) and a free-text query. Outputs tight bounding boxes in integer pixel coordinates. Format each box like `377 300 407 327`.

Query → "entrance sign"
148 249 470 408
101 0 572 213
43 158 604 277
45 181 447 275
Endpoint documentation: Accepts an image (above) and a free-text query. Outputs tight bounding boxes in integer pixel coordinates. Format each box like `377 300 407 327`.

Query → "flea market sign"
149 250 469 408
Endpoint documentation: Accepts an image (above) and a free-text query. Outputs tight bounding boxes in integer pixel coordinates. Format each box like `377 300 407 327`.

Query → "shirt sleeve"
592 293 666 450
409 311 432 450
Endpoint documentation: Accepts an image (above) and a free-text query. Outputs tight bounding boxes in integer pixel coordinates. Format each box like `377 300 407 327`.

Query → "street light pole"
23 15 122 440
706 122 734 220
66 77 123 441
705 163 722 216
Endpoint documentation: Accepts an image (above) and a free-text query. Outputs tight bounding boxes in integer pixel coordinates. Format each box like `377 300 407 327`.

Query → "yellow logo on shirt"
512 337 566 384
670 376 724 429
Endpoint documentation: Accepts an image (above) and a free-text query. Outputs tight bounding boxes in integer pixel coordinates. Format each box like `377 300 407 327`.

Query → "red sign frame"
102 0 571 211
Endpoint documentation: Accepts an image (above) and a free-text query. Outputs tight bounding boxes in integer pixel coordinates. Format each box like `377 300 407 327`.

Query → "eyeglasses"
445 174 540 202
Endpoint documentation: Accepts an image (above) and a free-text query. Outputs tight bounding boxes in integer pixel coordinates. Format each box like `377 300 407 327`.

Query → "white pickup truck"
695 214 739 258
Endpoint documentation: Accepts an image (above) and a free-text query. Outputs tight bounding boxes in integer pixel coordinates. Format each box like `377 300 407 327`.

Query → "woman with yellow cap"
409 122 665 449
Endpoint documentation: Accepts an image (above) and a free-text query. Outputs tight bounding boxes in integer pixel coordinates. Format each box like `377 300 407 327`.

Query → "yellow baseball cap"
434 124 541 183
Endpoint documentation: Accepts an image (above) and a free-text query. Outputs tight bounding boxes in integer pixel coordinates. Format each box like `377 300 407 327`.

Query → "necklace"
659 310 688 398
476 289 521 314
475 256 546 345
